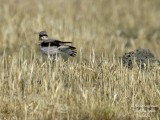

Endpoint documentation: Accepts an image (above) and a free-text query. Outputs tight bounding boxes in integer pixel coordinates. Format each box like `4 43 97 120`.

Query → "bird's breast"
40 45 60 55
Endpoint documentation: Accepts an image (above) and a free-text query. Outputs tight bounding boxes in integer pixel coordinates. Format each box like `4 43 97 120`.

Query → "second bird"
38 31 77 60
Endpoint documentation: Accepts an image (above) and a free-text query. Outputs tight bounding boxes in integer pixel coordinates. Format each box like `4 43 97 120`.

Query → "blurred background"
0 0 160 60
0 0 160 119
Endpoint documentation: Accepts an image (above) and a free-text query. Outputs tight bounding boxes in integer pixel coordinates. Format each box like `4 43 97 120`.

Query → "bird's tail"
68 46 77 57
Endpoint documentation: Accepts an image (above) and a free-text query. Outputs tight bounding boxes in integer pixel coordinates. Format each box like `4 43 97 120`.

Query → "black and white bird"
38 31 77 60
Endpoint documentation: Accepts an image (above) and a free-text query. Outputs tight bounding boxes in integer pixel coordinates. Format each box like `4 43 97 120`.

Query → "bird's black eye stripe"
40 34 48 37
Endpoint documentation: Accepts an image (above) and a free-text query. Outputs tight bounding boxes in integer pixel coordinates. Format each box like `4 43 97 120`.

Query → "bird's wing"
58 45 77 57
46 38 72 44
40 40 59 47
40 38 71 47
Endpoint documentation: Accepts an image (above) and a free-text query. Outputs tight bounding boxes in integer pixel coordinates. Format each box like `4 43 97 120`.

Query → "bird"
38 31 77 60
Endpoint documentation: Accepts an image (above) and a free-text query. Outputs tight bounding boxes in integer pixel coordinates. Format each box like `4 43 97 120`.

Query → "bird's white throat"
40 36 48 40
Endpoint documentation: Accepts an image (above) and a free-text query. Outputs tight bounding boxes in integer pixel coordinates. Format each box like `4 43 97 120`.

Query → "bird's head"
39 31 48 41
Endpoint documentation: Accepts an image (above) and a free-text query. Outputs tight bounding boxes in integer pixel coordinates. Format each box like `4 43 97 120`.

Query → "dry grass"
0 0 160 119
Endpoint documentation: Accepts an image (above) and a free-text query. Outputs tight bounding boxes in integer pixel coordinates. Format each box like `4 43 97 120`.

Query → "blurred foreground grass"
0 0 160 119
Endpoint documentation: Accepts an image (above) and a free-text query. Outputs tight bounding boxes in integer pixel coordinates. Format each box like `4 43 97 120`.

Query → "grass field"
0 0 160 119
